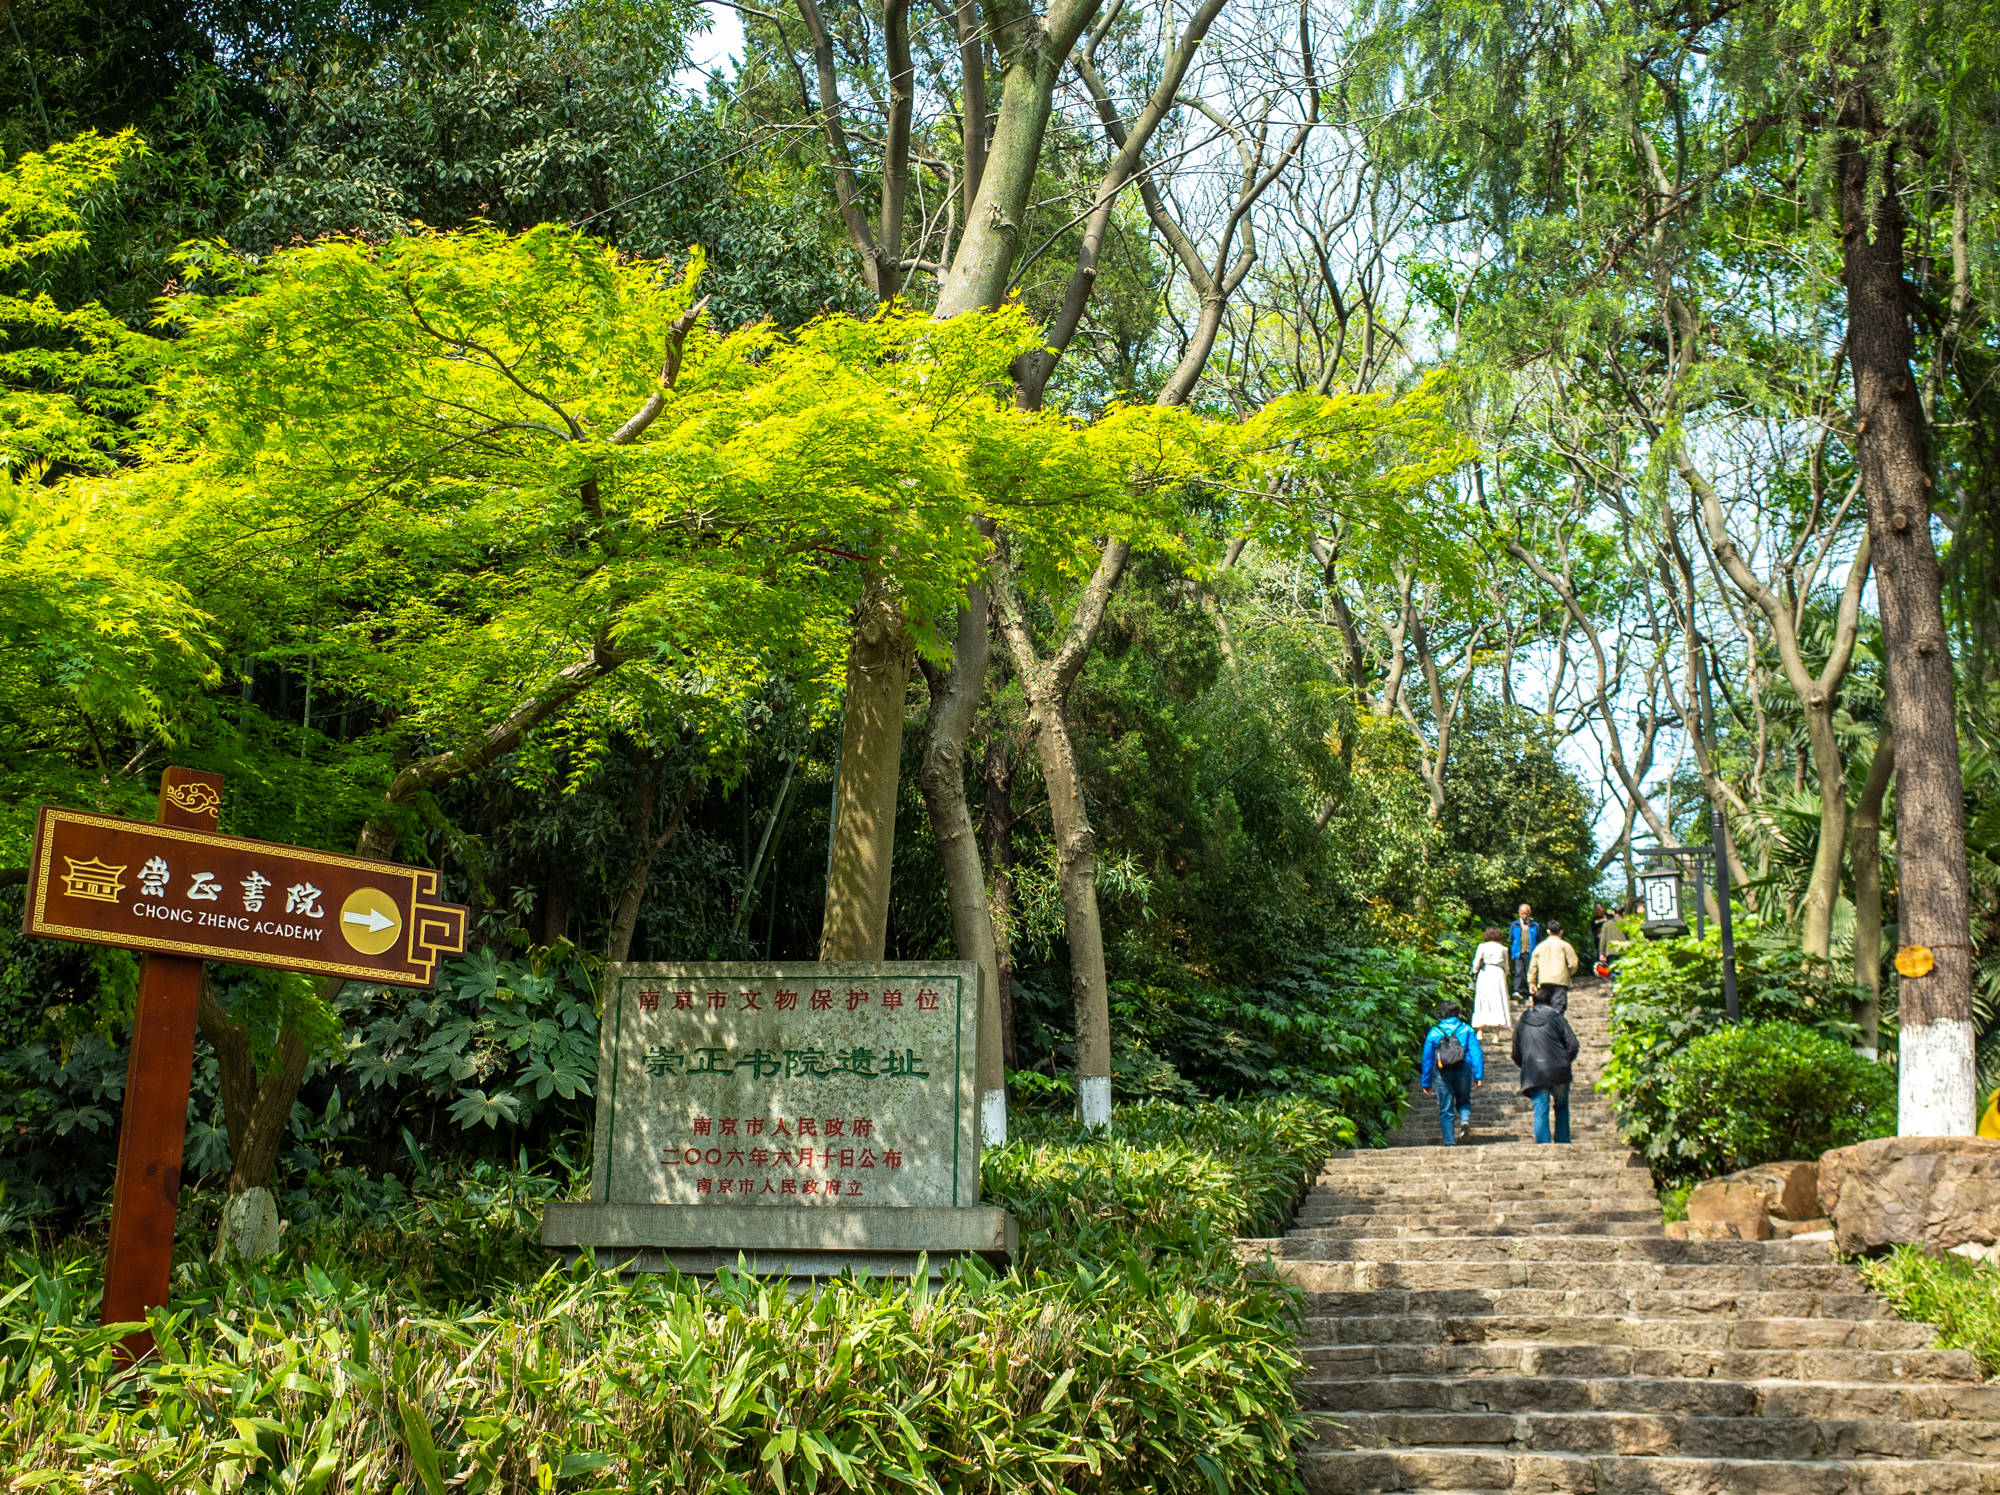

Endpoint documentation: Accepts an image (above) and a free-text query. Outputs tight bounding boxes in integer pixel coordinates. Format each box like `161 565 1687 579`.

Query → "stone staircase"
1244 980 2000 1493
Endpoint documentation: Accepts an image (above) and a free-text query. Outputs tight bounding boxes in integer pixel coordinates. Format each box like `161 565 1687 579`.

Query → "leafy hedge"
989 1098 1357 1270
1599 924 1887 1184
0 1098 1341 1493
1638 1022 1895 1182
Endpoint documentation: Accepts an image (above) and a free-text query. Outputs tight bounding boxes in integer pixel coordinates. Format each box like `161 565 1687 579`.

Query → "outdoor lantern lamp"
1639 864 1687 937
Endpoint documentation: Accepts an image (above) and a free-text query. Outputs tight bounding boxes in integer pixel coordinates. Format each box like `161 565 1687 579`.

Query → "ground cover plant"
0 1098 1343 1492
1858 1246 2000 1378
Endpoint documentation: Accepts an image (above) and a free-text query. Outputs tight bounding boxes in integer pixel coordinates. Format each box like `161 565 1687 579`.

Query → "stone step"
1377 1139 1629 1152
1289 1285 1889 1321
1298 1187 1653 1207
1299 1448 2000 1494
1298 1309 1933 1347
1269 976 1988 1493
1318 1153 1643 1171
1289 1219 1664 1239
1387 1108 1621 1122
1298 1182 1656 1202
1306 1340 1984 1384
1271 1238 1839 1267
1280 1199 1656 1223
1323 1162 1632 1177
1295 1281 1870 1321
1307 1375 2000 1421
1310 1408 2000 1459
1381 1135 1627 1148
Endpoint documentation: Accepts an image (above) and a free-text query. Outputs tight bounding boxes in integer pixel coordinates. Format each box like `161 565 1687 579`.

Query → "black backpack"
1435 1025 1466 1070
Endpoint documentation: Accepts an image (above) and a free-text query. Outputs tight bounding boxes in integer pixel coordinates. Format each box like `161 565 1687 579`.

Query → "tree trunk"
1799 702 1850 962
821 0 1103 985
994 538 1129 1129
606 765 697 964
1838 96 1976 1135
820 577 912 960
982 731 1020 1068
1849 724 1894 1057
933 0 1107 317
197 981 312 1199
1676 437 1868 964
916 585 1008 1144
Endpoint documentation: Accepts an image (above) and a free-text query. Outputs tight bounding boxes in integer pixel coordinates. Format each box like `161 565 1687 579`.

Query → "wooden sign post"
100 769 218 1353
19 768 468 1358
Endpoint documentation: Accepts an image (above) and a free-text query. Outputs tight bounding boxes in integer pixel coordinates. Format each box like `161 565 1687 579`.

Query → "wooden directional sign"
18 768 470 1361
24 806 467 988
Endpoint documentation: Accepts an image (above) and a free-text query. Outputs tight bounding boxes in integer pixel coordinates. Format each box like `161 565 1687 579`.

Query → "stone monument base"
543 1202 1017 1280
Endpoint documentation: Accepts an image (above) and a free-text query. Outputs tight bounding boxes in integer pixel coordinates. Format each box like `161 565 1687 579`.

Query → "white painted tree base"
1079 1075 1112 1130
980 1088 1008 1148
1900 1018 1977 1136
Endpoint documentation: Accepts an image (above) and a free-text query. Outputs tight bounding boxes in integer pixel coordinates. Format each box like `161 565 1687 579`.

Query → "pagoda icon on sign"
61 856 128 903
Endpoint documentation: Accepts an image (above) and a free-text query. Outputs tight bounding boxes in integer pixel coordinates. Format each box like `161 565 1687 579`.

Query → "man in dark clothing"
1512 989 1581 1144
1508 903 1540 998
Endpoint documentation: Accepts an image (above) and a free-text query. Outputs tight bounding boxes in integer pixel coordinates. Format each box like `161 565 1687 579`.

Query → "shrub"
1632 1021 1895 1184
1600 921 1873 1182
0 1096 1343 1491
989 1097 1356 1269
1859 1245 2000 1377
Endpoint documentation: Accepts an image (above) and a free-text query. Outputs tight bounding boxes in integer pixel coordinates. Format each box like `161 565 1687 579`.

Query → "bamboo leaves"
0 1098 1337 1493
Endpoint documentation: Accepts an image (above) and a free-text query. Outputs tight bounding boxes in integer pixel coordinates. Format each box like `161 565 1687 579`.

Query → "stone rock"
1726 1160 1821 1221
1772 1215 1834 1239
219 1186 282 1261
1686 1179 1773 1240
1817 1136 2000 1257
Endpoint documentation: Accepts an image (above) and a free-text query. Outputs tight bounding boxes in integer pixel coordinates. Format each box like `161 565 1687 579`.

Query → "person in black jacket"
1511 988 1581 1144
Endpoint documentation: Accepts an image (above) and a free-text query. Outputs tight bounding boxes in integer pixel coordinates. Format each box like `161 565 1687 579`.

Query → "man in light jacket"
1420 1001 1485 1146
1528 921 1580 1012
1512 990 1581 1144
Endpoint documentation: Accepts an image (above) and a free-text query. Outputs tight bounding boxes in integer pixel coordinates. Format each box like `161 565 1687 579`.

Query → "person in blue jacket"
1420 1000 1485 1146
1508 903 1541 998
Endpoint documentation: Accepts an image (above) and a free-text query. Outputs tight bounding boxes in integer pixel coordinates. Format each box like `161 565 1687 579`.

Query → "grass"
1856 1245 2000 1377
1658 1183 1691 1224
0 1097 1349 1493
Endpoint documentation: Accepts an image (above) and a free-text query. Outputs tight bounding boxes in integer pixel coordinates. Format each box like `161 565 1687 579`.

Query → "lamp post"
1691 639 1742 1024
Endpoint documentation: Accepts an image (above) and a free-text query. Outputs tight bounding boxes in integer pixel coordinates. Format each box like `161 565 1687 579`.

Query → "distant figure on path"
1421 1001 1485 1146
1597 903 1631 975
1589 902 1610 960
1508 903 1540 998
1512 989 1580 1145
1528 921 1579 1013
1470 926 1511 1028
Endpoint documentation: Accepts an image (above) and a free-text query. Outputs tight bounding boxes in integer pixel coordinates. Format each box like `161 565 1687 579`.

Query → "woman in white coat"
1471 925 1512 1029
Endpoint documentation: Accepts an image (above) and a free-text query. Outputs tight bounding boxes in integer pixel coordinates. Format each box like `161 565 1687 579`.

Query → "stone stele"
542 961 1015 1276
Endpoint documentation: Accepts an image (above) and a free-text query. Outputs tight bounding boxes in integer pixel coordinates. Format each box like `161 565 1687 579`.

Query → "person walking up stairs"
1246 976 2000 1493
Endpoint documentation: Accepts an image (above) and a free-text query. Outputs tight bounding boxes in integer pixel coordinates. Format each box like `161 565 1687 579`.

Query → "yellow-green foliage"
0 129 156 481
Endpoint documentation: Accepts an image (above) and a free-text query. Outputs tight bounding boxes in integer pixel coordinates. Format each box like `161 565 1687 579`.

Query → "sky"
679 3 747 90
